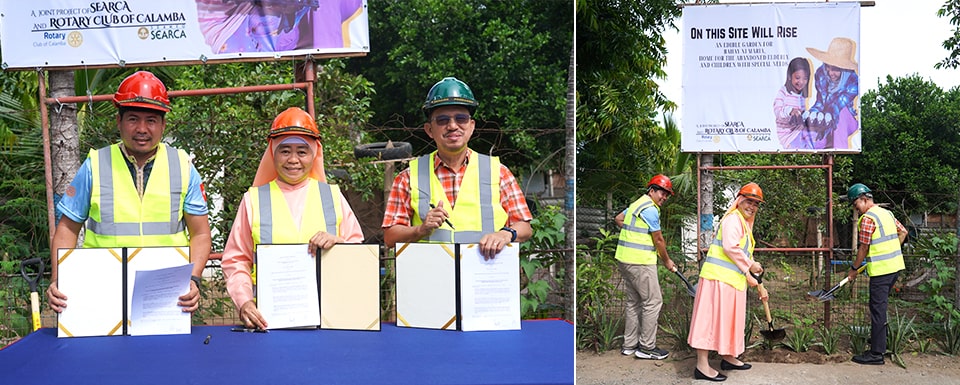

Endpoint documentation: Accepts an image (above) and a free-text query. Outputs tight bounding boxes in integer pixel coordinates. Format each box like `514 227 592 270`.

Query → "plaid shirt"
857 214 906 245
382 149 533 228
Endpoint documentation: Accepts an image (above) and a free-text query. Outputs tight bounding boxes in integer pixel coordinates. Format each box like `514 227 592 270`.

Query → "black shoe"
694 368 727 382
720 360 752 370
852 351 884 365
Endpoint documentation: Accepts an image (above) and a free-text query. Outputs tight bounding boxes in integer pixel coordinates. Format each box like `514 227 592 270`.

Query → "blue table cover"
0 320 573 385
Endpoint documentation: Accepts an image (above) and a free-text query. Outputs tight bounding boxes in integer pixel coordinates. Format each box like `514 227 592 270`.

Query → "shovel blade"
807 290 826 299
760 328 786 342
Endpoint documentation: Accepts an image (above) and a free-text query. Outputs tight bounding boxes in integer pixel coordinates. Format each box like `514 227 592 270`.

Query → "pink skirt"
687 278 747 356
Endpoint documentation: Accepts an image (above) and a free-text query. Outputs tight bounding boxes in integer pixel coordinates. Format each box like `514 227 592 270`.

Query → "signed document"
126 247 193 336
255 244 321 329
459 244 521 331
129 264 192 336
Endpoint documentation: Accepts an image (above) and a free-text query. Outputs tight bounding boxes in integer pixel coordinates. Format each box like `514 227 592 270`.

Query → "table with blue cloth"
0 320 573 385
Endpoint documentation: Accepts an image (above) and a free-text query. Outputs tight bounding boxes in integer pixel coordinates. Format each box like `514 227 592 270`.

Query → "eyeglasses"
431 113 471 126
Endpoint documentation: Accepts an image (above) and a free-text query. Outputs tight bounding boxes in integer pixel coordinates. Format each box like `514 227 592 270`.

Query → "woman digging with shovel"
688 183 767 382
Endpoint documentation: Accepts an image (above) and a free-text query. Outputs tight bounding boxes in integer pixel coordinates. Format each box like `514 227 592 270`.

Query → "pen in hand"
428 203 455 230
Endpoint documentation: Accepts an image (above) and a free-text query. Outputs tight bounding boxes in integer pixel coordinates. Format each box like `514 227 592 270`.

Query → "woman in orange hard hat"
688 182 767 382
221 107 364 329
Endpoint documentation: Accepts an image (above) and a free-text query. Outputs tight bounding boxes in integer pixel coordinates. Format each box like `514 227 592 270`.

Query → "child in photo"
773 57 810 149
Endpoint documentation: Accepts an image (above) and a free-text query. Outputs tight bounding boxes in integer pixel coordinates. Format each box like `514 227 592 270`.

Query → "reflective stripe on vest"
249 180 342 245
858 206 905 277
700 210 753 291
84 143 189 247
614 195 659 265
409 151 507 244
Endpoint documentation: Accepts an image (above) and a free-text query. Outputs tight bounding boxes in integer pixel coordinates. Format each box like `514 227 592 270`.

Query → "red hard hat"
269 107 320 138
738 182 764 202
647 174 674 195
113 71 171 112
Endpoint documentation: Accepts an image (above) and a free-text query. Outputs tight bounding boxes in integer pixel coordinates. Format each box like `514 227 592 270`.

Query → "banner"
681 2 860 153
0 0 369 69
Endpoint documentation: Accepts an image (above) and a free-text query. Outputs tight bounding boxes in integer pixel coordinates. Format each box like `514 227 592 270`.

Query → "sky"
660 0 960 118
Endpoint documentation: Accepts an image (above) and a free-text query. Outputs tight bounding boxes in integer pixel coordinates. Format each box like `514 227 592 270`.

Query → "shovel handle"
757 283 773 324
30 292 41 332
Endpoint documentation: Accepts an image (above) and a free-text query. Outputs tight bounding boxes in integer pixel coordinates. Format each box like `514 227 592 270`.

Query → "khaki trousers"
617 262 663 350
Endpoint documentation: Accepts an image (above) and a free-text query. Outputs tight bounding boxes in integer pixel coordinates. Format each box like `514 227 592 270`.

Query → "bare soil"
576 348 960 384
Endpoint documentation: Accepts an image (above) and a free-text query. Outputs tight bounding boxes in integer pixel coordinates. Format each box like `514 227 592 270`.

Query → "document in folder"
57 246 193 338
395 243 457 330
126 247 192 336
459 244 521 331
57 248 124 338
255 244 321 330
319 244 381 331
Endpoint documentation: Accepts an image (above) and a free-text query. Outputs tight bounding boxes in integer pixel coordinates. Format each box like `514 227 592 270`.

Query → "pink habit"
221 133 363 311
687 208 756 357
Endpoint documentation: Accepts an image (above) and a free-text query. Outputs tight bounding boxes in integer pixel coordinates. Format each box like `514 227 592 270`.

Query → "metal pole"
825 154 834 328
38 71 56 247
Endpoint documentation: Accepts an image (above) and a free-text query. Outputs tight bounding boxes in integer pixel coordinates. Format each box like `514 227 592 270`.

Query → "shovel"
807 263 866 302
753 272 786 342
671 266 697 297
20 258 44 332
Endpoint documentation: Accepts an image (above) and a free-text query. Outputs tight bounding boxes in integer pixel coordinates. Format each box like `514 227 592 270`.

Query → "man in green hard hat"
845 183 908 365
382 77 533 259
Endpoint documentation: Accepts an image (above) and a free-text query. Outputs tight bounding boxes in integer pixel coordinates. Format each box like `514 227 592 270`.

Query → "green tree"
347 0 572 169
937 0 960 69
575 0 682 208
852 74 960 214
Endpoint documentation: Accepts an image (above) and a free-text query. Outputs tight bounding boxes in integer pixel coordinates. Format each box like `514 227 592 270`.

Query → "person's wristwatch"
499 226 517 243
190 275 203 289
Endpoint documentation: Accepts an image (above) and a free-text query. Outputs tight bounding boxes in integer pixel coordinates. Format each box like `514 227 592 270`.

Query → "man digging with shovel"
844 183 908 365
613 174 677 360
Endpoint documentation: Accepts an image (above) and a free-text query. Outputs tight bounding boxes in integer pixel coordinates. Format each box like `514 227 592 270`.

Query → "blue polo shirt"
622 205 661 232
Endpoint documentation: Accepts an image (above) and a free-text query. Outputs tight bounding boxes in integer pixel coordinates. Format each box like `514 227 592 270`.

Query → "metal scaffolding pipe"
43 82 313 105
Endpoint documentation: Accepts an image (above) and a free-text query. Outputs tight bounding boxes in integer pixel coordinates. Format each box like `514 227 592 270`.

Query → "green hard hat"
846 183 872 202
422 77 478 118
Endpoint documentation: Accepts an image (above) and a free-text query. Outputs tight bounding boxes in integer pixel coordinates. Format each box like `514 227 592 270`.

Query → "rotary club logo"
67 32 83 48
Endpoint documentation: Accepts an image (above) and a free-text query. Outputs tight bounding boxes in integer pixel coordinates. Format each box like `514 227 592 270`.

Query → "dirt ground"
576 349 960 384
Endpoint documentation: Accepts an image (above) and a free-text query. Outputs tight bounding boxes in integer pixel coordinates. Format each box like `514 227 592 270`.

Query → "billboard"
0 0 369 69
681 2 860 153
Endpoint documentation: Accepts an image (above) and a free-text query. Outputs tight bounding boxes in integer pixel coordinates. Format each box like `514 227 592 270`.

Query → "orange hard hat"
647 174 674 195
113 71 171 112
269 107 320 138
738 182 764 202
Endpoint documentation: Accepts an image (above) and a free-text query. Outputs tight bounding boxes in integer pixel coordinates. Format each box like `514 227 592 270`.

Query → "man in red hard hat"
47 71 212 315
613 174 678 360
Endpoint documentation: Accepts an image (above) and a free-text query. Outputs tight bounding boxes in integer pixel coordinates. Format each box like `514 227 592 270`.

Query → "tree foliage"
853 74 960 214
575 0 682 207
347 0 572 169
937 0 960 69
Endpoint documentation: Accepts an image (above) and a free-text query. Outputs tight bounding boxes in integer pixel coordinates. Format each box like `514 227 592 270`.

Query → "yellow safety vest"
248 179 344 246
409 151 507 243
615 194 659 265
85 144 190 247
700 210 754 291
858 206 905 277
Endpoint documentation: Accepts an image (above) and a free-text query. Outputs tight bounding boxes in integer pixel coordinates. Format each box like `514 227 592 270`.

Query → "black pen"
428 203 455 230
231 327 268 333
